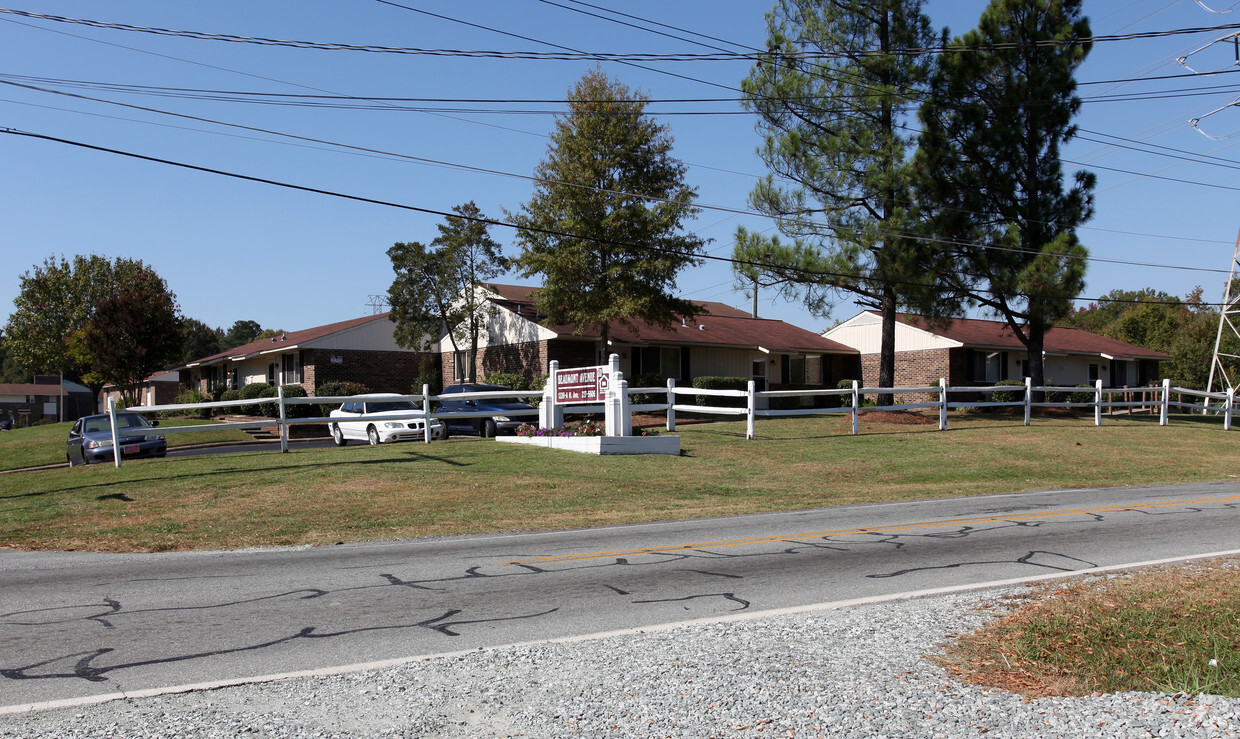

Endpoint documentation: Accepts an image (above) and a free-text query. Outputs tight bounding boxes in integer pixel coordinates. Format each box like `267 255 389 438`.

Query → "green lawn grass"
3 411 1238 553
0 418 253 472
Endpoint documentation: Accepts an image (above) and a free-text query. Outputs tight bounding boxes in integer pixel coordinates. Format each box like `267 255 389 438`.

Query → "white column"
1024 377 1032 426
541 360 561 430
1160 378 1171 426
107 396 122 469
746 379 756 440
422 384 432 443
278 385 289 453
666 378 676 432
939 378 948 431
1094 379 1103 427
851 380 860 436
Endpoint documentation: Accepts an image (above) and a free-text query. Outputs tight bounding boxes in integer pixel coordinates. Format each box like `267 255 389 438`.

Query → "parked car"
329 395 446 446
436 383 538 437
66 412 166 466
0 418 11 431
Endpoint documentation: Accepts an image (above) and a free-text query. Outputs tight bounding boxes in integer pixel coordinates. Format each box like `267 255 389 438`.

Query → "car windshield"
83 414 150 433
365 401 417 413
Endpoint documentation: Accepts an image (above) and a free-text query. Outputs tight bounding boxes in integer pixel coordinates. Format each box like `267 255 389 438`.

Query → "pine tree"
740 0 943 403
915 0 1095 398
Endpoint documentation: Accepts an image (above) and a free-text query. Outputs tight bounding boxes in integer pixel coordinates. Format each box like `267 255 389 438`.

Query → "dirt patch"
847 410 937 425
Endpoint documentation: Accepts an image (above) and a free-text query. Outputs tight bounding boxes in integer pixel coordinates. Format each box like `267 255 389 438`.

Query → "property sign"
555 365 610 404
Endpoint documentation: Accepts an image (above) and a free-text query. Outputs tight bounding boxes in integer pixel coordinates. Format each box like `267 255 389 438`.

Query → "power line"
2 126 1229 308
10 72 1232 275
7 7 1240 59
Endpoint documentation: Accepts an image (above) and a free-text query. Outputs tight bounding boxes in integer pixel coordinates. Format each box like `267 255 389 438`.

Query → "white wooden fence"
104 377 1233 468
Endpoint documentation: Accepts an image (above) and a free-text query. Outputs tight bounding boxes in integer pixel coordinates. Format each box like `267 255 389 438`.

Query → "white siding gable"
823 312 961 355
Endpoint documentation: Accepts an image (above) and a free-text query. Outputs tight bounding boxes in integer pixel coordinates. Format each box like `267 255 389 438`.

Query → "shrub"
273 384 315 419
314 381 370 416
990 379 1026 404
630 372 667 406
837 378 861 407
167 388 209 419
412 355 442 396
1068 384 1096 405
692 376 748 408
485 372 529 391
238 382 275 416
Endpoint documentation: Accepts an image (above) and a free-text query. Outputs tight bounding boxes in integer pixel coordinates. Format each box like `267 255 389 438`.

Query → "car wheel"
482 419 497 438
367 425 380 446
332 424 347 447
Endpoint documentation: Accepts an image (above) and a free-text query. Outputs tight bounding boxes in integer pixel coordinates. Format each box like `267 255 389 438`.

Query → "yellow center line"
503 494 1240 566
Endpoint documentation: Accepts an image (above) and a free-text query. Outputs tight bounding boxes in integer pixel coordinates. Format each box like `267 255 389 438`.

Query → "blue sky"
5 0 1240 339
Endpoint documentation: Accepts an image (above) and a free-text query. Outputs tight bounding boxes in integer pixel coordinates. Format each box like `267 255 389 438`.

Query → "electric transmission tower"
366 294 389 314
1206 230 1240 398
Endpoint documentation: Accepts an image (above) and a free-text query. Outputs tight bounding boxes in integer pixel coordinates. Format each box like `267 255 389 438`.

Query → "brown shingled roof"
185 313 393 367
889 312 1172 361
484 283 854 355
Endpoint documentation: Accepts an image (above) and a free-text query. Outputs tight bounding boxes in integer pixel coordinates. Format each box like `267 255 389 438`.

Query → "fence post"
851 380 860 436
278 385 289 453
606 377 631 437
107 396 122 469
1160 379 1171 426
541 360 562 430
1094 379 1102 427
1227 387 1235 432
666 378 676 432
1024 377 1032 426
746 380 756 440
422 383 432 443
939 378 948 431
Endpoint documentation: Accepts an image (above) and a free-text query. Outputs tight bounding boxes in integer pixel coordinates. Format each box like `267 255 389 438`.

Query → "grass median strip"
3 412 1240 553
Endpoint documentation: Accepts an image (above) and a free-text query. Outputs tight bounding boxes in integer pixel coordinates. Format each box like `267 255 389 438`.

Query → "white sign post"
543 354 630 436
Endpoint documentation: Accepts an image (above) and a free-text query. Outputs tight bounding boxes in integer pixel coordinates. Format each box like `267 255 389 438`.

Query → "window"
454 351 467 382
1088 363 1100 383
789 355 807 385
281 353 300 385
968 350 1008 383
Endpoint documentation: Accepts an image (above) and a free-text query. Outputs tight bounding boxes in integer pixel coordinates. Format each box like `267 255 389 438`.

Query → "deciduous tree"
512 69 707 360
81 269 182 406
3 255 164 396
388 201 506 384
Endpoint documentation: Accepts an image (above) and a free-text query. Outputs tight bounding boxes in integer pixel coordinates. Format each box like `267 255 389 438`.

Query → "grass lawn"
3 410 1239 553
0 418 254 472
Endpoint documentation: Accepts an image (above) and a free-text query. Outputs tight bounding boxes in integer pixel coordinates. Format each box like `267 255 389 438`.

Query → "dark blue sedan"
66 412 166 466
436 384 539 438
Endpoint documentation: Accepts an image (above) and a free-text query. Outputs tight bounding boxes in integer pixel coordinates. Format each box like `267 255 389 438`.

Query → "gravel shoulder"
3 587 1235 738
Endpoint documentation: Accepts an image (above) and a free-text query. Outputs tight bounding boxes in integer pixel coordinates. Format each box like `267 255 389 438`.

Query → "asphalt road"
2 481 1239 710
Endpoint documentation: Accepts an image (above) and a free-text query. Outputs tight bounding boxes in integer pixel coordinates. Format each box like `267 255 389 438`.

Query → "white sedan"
329 395 447 446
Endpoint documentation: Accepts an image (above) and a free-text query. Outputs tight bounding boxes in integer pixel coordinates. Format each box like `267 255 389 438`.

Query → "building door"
751 358 767 392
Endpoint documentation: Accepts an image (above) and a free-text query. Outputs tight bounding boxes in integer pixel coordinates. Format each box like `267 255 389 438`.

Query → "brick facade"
441 339 598 386
303 348 432 394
